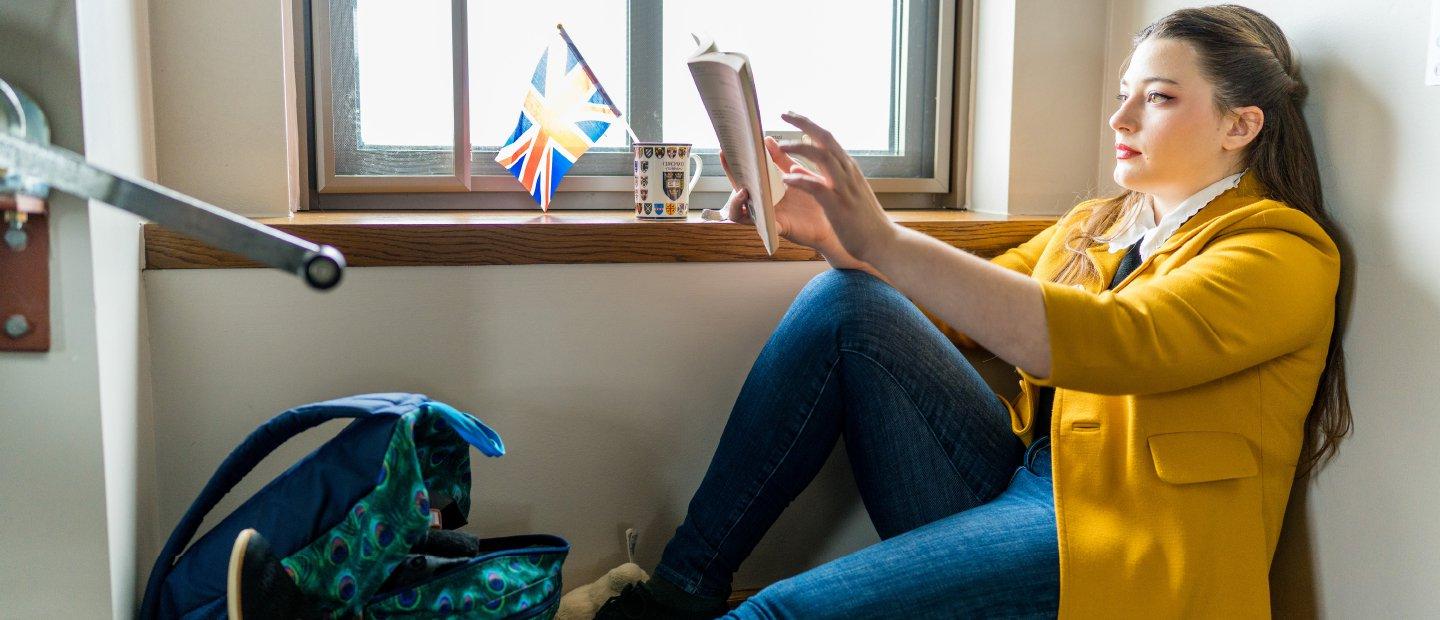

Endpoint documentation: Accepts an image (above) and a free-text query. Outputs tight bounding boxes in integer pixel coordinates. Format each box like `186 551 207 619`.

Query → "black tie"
1033 238 1144 441
1109 238 1145 289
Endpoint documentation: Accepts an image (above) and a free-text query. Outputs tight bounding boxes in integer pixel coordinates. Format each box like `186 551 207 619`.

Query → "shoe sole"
227 528 257 620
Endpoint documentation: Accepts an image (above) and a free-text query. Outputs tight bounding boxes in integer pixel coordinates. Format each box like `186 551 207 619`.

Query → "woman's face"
1110 38 1248 208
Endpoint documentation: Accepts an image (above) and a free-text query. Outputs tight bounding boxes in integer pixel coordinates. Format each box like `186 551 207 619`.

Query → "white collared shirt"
1107 170 1247 261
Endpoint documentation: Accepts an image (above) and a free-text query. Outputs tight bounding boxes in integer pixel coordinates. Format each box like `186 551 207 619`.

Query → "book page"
688 43 779 255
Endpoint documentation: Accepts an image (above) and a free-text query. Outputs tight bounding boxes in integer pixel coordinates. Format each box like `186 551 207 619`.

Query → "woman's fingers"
725 188 753 224
776 141 839 180
781 168 837 203
780 112 858 178
718 150 737 186
764 136 800 173
780 111 841 153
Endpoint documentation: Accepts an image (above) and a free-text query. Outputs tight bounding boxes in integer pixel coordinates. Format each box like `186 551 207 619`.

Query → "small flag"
496 25 623 211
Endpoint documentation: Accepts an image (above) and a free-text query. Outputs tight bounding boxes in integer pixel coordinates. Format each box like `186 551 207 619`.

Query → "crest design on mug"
640 189 648 200
635 203 643 214
679 147 689 158
667 147 678 158
644 147 654 158
665 203 676 215
662 172 684 201
640 160 648 172
644 204 653 215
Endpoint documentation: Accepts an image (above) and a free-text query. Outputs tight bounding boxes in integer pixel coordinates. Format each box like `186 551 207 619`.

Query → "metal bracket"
0 198 47 351
0 75 346 354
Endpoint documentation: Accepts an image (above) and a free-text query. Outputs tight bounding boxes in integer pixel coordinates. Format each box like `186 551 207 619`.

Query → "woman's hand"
772 111 901 264
719 137 873 273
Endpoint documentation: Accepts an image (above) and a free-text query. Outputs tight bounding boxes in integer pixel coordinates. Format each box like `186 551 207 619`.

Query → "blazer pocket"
1148 431 1260 484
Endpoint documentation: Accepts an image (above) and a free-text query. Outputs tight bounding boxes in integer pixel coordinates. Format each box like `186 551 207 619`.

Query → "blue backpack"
140 393 570 618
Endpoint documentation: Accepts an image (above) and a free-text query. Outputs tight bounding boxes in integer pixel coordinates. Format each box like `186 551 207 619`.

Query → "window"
311 0 958 208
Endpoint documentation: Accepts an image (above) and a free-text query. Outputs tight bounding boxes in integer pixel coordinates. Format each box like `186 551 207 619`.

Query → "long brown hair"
1051 5 1350 479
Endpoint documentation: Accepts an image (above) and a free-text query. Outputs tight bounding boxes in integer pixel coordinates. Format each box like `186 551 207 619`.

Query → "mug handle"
679 153 704 204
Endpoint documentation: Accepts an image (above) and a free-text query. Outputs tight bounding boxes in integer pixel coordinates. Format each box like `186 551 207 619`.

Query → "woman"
596 5 1350 618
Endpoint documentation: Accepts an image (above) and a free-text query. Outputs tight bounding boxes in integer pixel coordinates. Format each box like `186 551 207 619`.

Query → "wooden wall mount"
0 196 50 352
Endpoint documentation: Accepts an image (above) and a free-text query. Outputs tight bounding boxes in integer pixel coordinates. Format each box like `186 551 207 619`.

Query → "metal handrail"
0 77 344 290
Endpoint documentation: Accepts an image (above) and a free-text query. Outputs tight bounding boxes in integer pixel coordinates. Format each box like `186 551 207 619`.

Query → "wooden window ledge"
143 210 1057 269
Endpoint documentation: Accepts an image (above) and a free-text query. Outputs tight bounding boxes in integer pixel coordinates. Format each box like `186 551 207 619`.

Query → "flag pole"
555 23 642 144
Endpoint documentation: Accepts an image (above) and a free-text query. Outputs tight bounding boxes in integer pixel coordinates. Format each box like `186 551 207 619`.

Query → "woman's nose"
1109 108 1131 133
1110 101 1136 134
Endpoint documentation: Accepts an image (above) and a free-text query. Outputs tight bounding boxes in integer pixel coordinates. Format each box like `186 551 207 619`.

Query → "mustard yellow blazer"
925 171 1339 617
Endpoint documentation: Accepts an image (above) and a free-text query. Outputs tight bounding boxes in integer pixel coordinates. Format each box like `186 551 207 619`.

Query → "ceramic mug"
633 142 703 220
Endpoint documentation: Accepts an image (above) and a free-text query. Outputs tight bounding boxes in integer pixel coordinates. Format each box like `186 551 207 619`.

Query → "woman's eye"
1114 92 1172 104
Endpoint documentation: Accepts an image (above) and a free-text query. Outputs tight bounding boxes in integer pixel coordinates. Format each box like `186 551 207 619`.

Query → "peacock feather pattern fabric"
365 550 564 618
281 414 430 615
279 406 482 616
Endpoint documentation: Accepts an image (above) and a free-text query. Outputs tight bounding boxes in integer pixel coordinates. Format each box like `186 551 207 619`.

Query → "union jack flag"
496 26 622 211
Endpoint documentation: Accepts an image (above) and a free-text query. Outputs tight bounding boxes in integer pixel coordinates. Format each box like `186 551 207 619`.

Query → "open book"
687 33 785 256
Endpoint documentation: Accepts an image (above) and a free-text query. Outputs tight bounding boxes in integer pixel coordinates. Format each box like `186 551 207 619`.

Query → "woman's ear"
1222 105 1264 152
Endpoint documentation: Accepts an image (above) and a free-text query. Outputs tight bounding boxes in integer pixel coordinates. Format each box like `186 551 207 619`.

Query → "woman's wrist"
855 223 908 273
818 249 889 283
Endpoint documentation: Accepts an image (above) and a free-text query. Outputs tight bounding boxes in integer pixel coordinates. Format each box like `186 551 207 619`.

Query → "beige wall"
968 0 1110 215
76 0 159 614
1 1 155 615
148 0 291 218
134 0 1020 597
1 1 127 616
14 0 1428 612
144 262 1011 591
1110 1 1439 616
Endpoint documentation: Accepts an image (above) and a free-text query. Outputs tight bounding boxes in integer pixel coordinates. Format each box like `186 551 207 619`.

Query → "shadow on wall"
1267 43 1426 616
1267 47 1366 620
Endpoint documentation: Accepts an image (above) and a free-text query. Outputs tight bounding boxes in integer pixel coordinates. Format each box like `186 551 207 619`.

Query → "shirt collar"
1107 170 1247 260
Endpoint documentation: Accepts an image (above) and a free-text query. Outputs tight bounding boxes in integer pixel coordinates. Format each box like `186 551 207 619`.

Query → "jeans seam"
838 347 987 506
689 353 843 594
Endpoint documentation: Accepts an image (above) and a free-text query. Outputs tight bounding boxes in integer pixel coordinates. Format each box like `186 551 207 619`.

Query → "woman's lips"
1116 145 1141 159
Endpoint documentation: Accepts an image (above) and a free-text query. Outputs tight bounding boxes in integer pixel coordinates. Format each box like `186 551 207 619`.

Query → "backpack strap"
139 393 502 619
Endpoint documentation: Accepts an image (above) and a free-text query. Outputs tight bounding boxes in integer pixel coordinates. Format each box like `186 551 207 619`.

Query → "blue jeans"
655 269 1059 619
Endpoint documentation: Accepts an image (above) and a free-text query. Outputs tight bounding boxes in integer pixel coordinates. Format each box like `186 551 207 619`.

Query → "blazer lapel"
1083 243 1128 292
1103 170 1271 291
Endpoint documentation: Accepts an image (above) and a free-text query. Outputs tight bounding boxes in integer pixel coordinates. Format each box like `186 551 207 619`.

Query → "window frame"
307 0 961 209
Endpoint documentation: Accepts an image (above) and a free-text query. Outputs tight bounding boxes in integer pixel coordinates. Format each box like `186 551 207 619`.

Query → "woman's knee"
788 269 915 337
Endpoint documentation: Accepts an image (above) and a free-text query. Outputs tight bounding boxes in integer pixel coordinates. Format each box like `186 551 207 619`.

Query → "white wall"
134 0 1440 615
0 1 115 616
1 1 155 616
968 0 1110 215
144 262 1015 591
1110 1 1440 616
147 0 291 218
75 0 158 614
135 1 1039 594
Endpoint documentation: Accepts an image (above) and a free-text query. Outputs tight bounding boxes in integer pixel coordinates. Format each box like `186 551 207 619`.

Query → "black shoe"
226 528 326 620
594 581 729 620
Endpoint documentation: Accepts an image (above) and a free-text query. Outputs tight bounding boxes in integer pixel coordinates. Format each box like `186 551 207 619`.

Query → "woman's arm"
866 227 1052 378
775 112 1053 378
